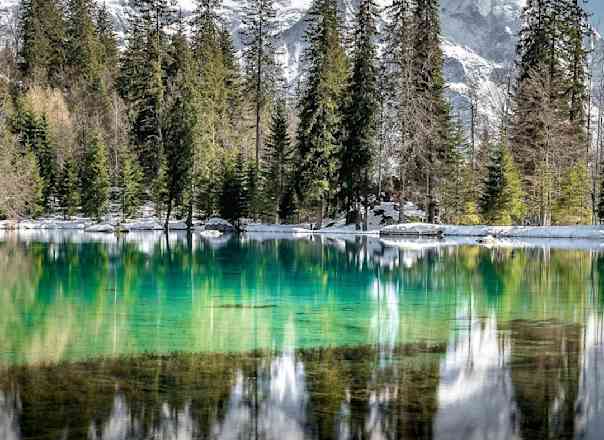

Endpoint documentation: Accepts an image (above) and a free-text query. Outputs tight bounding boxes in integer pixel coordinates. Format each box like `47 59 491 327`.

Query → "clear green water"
1 231 604 439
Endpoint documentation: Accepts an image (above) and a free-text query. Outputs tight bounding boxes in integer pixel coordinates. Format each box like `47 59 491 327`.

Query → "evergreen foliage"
553 161 591 225
219 152 248 227
340 0 379 227
1 0 596 229
18 0 66 86
262 101 292 222
81 132 110 219
296 0 349 225
240 0 279 165
119 148 144 219
57 157 80 218
480 143 525 225
162 26 196 226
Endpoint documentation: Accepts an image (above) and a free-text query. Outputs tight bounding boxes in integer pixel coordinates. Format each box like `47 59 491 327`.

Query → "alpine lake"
1 229 604 439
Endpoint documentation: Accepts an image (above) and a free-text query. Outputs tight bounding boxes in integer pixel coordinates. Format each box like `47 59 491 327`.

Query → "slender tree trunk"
363 168 369 231
165 196 173 231
255 20 263 167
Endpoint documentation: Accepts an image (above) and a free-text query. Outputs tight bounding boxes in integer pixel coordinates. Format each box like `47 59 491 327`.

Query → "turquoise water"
1 231 604 439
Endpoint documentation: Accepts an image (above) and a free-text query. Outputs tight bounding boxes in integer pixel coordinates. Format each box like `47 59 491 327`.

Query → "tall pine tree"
341 0 378 228
296 0 348 226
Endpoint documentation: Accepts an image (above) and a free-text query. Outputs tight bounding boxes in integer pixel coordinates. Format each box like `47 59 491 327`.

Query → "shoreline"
3 219 604 240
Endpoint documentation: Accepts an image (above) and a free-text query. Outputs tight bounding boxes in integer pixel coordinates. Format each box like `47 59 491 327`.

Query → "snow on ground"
244 224 313 234
382 223 604 240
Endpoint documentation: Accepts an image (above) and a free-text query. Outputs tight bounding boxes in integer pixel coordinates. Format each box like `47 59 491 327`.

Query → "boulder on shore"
205 218 235 233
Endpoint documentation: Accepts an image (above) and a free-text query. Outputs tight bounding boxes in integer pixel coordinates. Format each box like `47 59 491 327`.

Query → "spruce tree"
510 0 590 225
191 1 243 219
262 101 292 222
480 143 525 225
219 151 247 227
240 0 279 166
279 183 298 224
121 0 175 180
18 0 66 86
65 0 102 84
163 26 196 227
296 0 349 226
119 148 144 219
153 153 169 220
57 157 80 218
412 0 449 223
12 108 57 211
95 3 119 70
81 132 110 220
341 0 379 228
23 151 45 218
384 0 414 222
553 161 591 225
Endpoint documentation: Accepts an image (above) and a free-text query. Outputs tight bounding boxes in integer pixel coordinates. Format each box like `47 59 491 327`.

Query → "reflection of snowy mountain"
213 318 309 439
88 394 196 439
575 313 604 440
0 392 19 440
434 312 520 440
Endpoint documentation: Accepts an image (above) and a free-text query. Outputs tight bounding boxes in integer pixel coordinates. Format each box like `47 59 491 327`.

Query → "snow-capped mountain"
0 0 526 130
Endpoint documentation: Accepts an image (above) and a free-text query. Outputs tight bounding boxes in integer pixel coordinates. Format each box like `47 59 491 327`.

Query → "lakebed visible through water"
1 230 604 439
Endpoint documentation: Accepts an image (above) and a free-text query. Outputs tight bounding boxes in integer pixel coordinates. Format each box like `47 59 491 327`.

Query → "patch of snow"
0 220 16 230
317 224 381 235
119 219 164 231
168 221 188 230
16 218 94 230
383 223 604 240
85 224 115 233
244 224 312 234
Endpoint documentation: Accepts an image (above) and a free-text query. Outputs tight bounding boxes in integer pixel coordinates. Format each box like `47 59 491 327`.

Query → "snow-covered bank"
7 216 604 241
381 223 604 240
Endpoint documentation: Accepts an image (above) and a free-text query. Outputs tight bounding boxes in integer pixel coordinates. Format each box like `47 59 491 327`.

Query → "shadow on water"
2 231 604 438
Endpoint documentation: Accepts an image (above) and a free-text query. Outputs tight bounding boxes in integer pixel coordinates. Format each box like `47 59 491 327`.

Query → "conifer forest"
0 0 600 229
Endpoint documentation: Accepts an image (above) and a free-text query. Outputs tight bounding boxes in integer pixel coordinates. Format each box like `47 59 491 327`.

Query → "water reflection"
2 231 603 365
434 310 519 440
2 316 604 440
2 232 604 437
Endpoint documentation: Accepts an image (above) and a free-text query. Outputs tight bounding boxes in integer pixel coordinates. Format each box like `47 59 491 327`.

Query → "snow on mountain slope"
0 0 526 131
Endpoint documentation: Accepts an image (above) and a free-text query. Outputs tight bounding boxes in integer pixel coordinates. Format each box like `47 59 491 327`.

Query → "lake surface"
1 230 604 439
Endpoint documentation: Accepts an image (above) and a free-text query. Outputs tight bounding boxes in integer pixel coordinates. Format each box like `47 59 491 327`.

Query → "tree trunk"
164 196 173 231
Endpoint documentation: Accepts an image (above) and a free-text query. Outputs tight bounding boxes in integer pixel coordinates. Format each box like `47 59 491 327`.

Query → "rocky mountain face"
0 0 527 130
